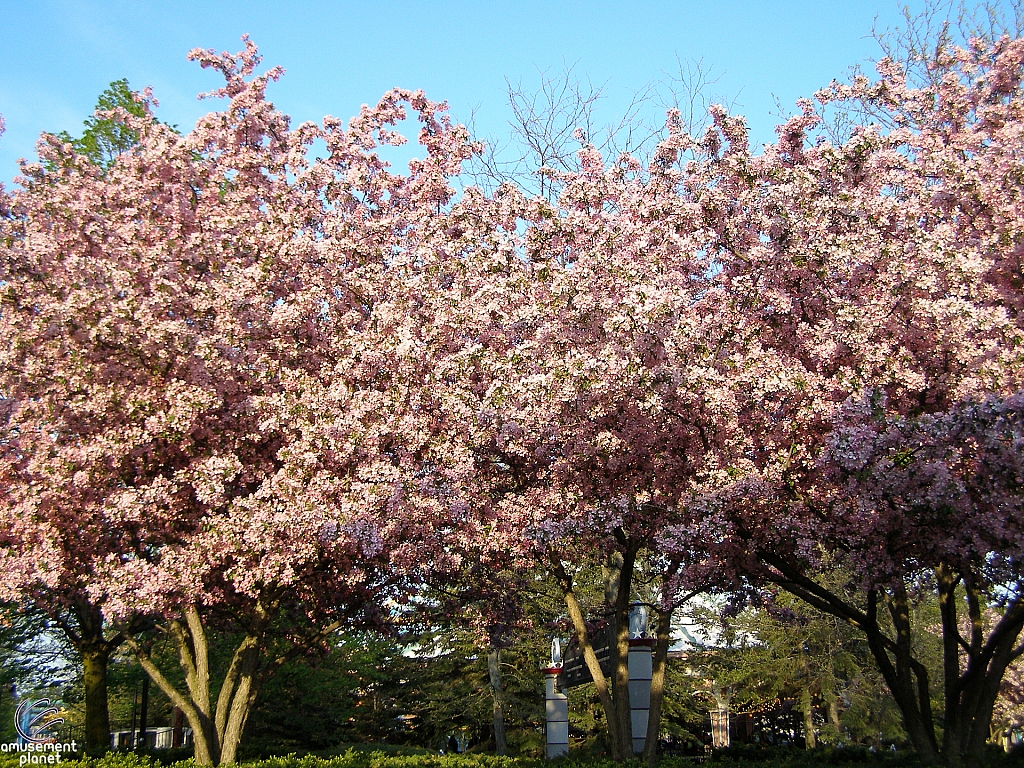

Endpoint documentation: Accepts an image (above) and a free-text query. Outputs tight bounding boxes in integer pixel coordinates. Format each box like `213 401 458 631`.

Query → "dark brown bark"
487 647 508 756
81 647 111 755
936 568 1024 767
61 600 128 755
799 579 941 762
610 537 640 756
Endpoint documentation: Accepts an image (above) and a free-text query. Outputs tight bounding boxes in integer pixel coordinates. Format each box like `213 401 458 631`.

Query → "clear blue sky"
0 0 976 182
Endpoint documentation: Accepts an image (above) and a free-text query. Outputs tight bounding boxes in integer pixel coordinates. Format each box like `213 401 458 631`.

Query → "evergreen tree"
54 79 149 168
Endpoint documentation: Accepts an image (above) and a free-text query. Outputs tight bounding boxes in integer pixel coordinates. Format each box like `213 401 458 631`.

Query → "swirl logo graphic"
15 700 63 744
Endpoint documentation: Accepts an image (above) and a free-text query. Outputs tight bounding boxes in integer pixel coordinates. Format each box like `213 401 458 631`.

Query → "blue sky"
0 0 966 182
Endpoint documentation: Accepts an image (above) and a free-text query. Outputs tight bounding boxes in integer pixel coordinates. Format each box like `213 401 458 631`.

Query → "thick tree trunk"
81 647 111 755
860 591 941 763
66 600 127 756
936 572 1024 768
550 535 644 761
128 606 232 765
219 668 261 766
642 606 672 766
487 647 507 756
127 597 340 766
216 631 262 765
610 543 638 757
550 555 627 760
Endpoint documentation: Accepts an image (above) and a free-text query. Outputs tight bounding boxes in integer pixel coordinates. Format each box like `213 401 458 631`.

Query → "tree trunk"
767 559 1024 768
81 647 111 755
126 596 342 766
487 647 507 756
216 631 262 765
642 606 672 766
178 608 219 765
550 555 627 760
550 535 643 762
764 561 943 763
67 599 129 756
828 694 841 734
945 604 1024 766
610 543 639 757
128 607 224 766
800 686 816 749
219 665 261 766
603 552 623 609
859 591 941 763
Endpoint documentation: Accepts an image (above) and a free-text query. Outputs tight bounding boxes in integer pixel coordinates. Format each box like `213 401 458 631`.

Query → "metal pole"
138 677 149 749
129 682 138 750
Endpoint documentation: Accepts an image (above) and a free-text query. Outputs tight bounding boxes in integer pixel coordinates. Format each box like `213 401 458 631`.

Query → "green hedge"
0 745 1019 768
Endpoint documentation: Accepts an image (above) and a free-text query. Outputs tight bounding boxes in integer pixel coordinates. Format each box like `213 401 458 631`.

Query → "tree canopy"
2 28 1024 768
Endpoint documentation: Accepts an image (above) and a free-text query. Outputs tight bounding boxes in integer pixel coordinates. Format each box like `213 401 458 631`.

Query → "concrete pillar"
710 683 731 749
710 707 730 749
542 667 569 758
628 639 655 754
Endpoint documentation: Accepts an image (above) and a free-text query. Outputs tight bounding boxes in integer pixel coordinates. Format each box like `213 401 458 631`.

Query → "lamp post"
628 603 655 754
542 638 569 759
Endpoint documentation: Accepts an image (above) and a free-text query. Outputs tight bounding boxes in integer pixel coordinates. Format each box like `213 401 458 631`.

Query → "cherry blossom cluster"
1 36 1023 766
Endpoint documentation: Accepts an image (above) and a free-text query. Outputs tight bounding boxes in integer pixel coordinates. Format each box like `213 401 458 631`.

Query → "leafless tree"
874 0 1024 89
812 0 1024 143
465 58 733 201
657 55 732 143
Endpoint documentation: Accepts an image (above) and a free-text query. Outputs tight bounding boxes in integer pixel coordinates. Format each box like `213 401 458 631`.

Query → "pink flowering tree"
503 147 729 762
659 39 1024 767
0 92 191 752
409 111 804 759
1 38 483 765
